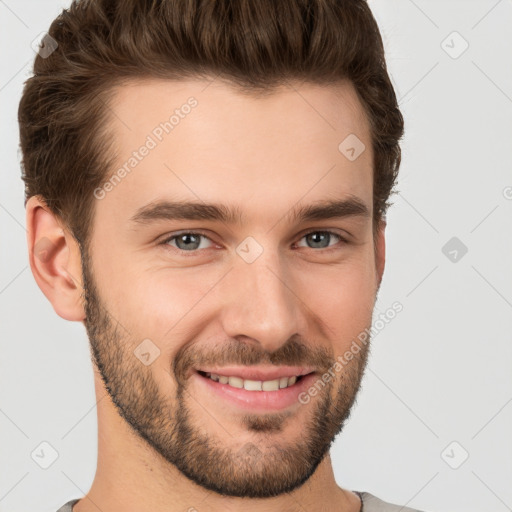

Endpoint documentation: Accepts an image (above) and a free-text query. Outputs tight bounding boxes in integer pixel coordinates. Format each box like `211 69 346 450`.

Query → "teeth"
244 379 262 391
205 372 301 391
262 379 280 391
228 376 244 388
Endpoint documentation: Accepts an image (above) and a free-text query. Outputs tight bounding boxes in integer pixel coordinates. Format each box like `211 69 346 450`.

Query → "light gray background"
1 1 511 511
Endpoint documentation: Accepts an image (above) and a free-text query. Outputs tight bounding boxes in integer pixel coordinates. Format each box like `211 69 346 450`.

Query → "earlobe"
26 195 86 321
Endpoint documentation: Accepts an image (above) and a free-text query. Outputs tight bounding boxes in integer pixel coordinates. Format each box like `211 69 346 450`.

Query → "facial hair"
80 246 371 498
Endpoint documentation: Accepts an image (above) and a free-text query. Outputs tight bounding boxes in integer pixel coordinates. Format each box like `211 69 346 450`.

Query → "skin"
26 77 386 512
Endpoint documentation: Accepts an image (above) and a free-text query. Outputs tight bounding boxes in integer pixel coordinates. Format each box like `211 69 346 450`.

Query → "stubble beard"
80 247 371 498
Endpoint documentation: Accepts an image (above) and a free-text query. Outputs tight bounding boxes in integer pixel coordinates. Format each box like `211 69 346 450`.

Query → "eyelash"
159 229 348 256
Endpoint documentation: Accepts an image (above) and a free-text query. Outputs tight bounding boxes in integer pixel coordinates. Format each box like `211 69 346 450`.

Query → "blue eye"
160 229 347 255
296 230 344 249
163 231 213 252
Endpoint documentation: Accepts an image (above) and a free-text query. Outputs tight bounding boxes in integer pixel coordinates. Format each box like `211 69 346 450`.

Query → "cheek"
92 237 377 355
295 258 376 347
108 266 219 341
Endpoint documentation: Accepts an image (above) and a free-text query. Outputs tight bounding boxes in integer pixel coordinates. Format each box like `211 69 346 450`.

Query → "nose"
219 246 303 354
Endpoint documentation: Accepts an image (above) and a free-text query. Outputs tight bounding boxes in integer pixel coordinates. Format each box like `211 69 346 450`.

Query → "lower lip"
192 371 318 412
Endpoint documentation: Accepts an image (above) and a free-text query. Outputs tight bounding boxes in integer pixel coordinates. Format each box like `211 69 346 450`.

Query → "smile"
198 370 305 391
193 367 318 411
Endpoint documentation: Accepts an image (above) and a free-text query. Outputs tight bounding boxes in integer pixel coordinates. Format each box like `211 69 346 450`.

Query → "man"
19 0 424 511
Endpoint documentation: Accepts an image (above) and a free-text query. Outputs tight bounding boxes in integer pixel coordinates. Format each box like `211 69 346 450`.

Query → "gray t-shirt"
55 491 427 511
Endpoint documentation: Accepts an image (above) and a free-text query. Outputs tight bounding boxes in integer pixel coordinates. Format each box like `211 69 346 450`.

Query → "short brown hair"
19 0 404 248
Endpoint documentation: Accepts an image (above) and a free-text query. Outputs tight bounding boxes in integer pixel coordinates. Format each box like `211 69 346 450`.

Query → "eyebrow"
129 196 371 226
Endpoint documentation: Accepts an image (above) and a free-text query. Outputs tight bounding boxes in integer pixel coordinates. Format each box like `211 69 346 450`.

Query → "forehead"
108 77 371 146
98 78 373 226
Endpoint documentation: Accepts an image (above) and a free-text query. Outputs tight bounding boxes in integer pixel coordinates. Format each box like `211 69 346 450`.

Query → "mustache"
173 335 335 385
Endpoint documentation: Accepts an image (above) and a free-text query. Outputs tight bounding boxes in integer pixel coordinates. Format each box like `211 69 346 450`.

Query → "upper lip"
195 366 315 381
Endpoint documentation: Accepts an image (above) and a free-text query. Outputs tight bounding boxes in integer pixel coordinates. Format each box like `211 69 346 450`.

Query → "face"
81 78 383 498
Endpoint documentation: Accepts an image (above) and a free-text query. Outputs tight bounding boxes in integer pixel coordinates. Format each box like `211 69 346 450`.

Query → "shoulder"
55 498 81 512
355 491 430 512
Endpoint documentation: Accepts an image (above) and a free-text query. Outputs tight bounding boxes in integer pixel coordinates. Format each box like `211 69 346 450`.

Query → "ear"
26 195 86 321
375 217 386 290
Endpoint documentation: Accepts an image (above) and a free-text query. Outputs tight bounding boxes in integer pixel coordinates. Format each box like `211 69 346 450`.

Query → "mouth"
197 370 308 391
192 367 318 411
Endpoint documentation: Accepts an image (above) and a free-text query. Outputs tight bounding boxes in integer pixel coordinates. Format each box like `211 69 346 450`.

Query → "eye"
160 229 348 256
162 231 214 252
295 230 346 250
